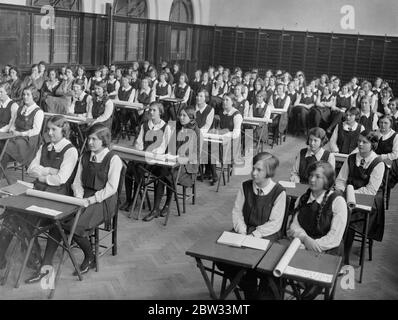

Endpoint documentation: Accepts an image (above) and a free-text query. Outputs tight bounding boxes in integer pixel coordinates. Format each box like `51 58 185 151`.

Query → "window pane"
82 17 93 64
33 15 50 64
171 29 178 60
114 22 127 61
138 23 146 60
70 17 79 63
31 0 80 11
127 23 139 61
179 30 186 59
54 17 70 63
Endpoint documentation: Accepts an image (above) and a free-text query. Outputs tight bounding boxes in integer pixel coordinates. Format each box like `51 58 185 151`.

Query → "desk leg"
359 212 370 283
164 166 182 226
49 209 83 299
15 219 42 288
256 125 265 154
219 269 246 300
1 238 18 286
129 180 142 219
0 138 12 185
195 258 218 300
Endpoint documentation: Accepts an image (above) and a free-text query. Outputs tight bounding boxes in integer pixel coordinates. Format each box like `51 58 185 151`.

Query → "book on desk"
217 231 270 251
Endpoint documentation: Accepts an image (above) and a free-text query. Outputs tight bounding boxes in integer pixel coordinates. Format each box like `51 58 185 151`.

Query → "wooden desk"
334 152 348 164
0 193 84 298
242 117 272 153
110 99 144 110
186 232 268 300
0 132 15 185
112 147 184 225
256 242 342 300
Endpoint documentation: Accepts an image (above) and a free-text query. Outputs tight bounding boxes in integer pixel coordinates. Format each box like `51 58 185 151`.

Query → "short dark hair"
253 152 279 178
359 131 379 151
87 123 111 147
179 105 196 120
307 127 328 146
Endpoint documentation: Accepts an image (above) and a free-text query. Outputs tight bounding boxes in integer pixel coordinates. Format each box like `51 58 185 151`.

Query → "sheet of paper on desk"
279 181 296 188
25 205 62 216
217 231 245 247
284 266 333 283
355 204 372 211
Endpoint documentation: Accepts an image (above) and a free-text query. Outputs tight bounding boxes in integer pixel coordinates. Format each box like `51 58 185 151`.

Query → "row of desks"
186 231 342 300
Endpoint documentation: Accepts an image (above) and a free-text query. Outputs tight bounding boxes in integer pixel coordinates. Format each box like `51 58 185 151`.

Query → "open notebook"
0 181 33 196
217 231 270 251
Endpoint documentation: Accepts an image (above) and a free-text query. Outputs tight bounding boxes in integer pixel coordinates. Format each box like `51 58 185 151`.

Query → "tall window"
114 0 147 18
169 0 193 62
113 0 147 62
169 0 193 23
29 0 81 64
28 0 81 11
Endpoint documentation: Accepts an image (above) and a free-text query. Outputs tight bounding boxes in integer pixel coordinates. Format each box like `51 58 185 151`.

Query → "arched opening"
28 0 81 11
169 0 193 71
169 0 193 24
114 0 148 18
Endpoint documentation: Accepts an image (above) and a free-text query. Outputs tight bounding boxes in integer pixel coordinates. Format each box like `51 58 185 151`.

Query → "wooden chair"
178 175 197 214
90 165 125 272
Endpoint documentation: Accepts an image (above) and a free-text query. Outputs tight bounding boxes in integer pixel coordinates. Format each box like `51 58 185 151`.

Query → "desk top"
281 182 374 211
0 195 79 220
257 241 342 287
186 232 268 269
111 99 144 109
0 132 15 140
159 97 184 103
44 112 90 124
113 149 182 168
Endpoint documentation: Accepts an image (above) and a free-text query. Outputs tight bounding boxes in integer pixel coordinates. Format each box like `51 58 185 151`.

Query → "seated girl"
326 84 354 134
40 69 60 111
88 81 114 130
359 96 379 132
68 79 92 118
0 82 19 133
106 72 120 99
288 161 347 300
88 68 104 94
291 84 316 135
0 115 78 274
120 102 171 215
8 67 24 104
217 152 286 300
0 86 44 175
310 86 334 130
26 123 123 281
171 73 191 120
149 105 200 218
335 131 385 264
291 127 335 184
45 66 74 114
328 107 365 155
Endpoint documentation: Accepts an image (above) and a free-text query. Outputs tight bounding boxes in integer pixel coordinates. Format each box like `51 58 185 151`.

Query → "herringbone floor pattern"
0 135 397 300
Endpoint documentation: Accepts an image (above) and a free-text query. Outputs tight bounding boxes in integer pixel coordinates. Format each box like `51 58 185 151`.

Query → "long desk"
0 192 84 299
186 233 342 300
112 146 185 226
0 132 16 185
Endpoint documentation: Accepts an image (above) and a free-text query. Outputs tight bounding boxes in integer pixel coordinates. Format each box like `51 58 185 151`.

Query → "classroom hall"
0 0 397 301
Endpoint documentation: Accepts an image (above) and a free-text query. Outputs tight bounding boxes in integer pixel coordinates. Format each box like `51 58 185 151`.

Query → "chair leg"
112 216 118 256
182 186 186 214
139 186 148 220
368 239 373 261
95 227 99 272
192 183 196 205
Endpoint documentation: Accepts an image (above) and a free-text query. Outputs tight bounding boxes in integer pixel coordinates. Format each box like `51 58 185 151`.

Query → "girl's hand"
303 236 323 253
38 175 47 183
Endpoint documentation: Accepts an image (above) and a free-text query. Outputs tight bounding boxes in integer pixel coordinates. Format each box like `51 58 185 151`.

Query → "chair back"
281 195 293 237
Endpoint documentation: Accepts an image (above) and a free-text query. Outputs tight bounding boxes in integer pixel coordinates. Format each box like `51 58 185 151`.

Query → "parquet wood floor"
0 135 397 299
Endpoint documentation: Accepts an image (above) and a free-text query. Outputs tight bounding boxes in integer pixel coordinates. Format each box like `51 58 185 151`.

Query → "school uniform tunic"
0 98 18 132
195 104 214 134
359 111 378 132
199 82 212 96
6 104 44 165
235 99 248 116
70 148 122 236
232 179 286 240
336 122 363 154
89 77 102 93
107 80 118 98
156 82 170 97
68 92 91 115
336 152 385 241
291 147 335 183
174 84 190 104
90 96 114 129
375 130 398 161
289 190 347 254
9 79 24 102
28 139 78 195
